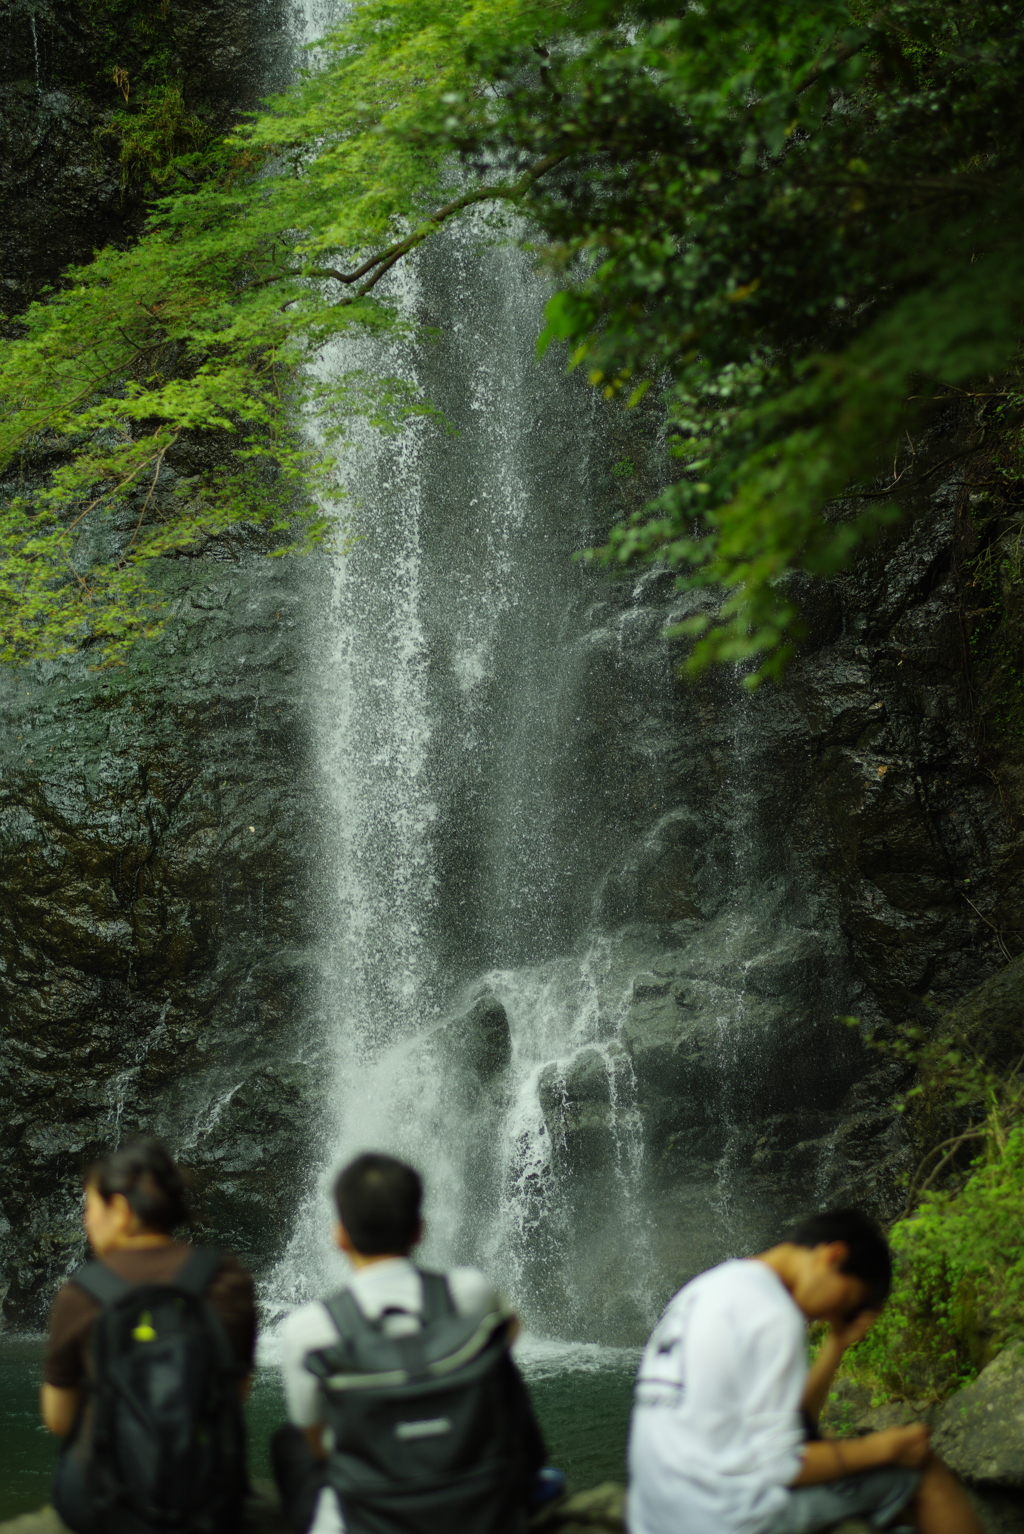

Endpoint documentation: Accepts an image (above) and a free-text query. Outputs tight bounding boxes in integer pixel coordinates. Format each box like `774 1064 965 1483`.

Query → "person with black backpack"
273 1151 561 1534
41 1137 257 1534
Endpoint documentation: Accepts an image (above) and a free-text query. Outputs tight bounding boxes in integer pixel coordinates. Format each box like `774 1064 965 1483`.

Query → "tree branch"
307 151 572 301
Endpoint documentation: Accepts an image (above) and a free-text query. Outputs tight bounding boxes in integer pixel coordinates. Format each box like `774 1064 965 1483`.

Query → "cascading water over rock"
271 161 868 1342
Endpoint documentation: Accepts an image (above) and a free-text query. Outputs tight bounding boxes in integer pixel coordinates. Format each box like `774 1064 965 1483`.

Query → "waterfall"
271 5 864 1347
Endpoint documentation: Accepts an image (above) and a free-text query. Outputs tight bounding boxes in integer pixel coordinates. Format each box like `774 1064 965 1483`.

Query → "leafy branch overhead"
0 0 567 664
1 0 1022 670
495 0 1024 678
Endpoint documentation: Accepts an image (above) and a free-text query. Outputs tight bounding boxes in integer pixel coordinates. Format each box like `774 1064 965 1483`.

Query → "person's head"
332 1152 423 1262
775 1207 892 1323
83 1138 190 1255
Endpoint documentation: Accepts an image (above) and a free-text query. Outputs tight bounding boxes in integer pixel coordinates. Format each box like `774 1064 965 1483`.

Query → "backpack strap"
325 1286 374 1343
174 1247 241 1376
172 1246 224 1297
418 1269 455 1323
72 1261 133 1307
71 1247 223 1306
324 1269 455 1341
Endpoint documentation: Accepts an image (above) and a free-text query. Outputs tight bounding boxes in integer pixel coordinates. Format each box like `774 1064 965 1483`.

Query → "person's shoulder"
443 1266 503 1318
280 1297 341 1354
710 1259 804 1331
49 1272 96 1320
678 1259 794 1316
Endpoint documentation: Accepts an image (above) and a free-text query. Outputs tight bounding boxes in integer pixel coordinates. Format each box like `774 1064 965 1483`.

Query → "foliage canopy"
1 0 1023 668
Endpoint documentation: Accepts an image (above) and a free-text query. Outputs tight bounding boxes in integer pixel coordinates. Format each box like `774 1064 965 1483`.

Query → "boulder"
530 1481 626 1531
934 1342 1024 1488
820 1379 938 1437
942 954 1024 1074
538 1048 619 1172
433 993 511 1081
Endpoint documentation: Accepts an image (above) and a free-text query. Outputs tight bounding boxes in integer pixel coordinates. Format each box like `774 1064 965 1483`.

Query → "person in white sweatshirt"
628 1208 982 1534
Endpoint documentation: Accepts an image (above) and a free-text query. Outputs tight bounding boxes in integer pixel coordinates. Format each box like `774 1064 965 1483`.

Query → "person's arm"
793 1424 931 1486
40 1383 81 1437
280 1303 337 1463
208 1253 256 1407
303 1424 328 1461
42 1282 91 1436
802 1311 877 1424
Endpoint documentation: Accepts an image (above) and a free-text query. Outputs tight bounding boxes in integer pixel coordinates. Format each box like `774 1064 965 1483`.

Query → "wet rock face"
0 552 325 1323
789 483 1021 1014
520 449 1023 1261
0 0 291 320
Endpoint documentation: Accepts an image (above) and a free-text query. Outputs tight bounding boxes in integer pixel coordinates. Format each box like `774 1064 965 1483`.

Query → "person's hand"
876 1423 931 1468
829 1309 878 1353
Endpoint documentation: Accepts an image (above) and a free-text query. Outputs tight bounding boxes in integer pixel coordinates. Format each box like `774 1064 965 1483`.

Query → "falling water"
271 4 866 1346
29 14 41 92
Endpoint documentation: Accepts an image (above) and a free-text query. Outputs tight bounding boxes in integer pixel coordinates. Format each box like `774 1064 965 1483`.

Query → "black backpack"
72 1246 247 1534
304 1270 545 1534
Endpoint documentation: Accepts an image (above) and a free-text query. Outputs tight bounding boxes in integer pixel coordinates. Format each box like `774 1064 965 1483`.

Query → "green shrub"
844 1126 1024 1402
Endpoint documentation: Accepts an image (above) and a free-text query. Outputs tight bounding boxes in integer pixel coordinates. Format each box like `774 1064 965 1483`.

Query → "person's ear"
110 1193 136 1235
335 1220 353 1254
412 1218 424 1249
820 1240 850 1273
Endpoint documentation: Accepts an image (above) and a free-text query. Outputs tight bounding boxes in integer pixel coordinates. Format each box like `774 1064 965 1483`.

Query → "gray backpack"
304 1270 543 1534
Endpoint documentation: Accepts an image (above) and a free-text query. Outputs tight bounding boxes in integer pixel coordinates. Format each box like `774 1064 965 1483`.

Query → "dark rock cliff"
1 0 290 321
0 552 324 1321
0 0 321 1325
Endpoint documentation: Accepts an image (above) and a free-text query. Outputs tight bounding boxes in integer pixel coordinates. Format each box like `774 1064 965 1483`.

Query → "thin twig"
960 891 1014 963
63 444 168 535
900 1125 987 1217
845 445 983 500
120 435 177 559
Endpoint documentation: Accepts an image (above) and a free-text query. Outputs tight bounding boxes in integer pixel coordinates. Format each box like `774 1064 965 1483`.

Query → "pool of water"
0 1334 636 1521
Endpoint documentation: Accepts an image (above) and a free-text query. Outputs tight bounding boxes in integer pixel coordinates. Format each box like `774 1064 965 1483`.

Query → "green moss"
79 1 232 198
95 84 216 191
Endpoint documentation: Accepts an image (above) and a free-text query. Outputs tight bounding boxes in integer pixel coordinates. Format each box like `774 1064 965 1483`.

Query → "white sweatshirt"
628 1259 808 1534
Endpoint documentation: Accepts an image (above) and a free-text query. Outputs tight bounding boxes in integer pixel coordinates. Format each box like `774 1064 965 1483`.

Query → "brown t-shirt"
44 1243 257 1389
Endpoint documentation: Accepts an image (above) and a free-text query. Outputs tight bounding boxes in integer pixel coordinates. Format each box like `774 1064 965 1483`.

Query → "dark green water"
0 1337 636 1521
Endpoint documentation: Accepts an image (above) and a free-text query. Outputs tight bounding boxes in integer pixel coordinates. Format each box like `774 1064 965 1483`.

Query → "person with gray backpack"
273 1152 562 1534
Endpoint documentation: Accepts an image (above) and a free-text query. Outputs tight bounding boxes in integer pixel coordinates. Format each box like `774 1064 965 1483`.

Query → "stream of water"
262 0 863 1352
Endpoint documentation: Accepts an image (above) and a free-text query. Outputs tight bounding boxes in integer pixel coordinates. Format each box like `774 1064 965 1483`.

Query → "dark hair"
86 1138 190 1235
333 1152 423 1256
783 1207 892 1309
